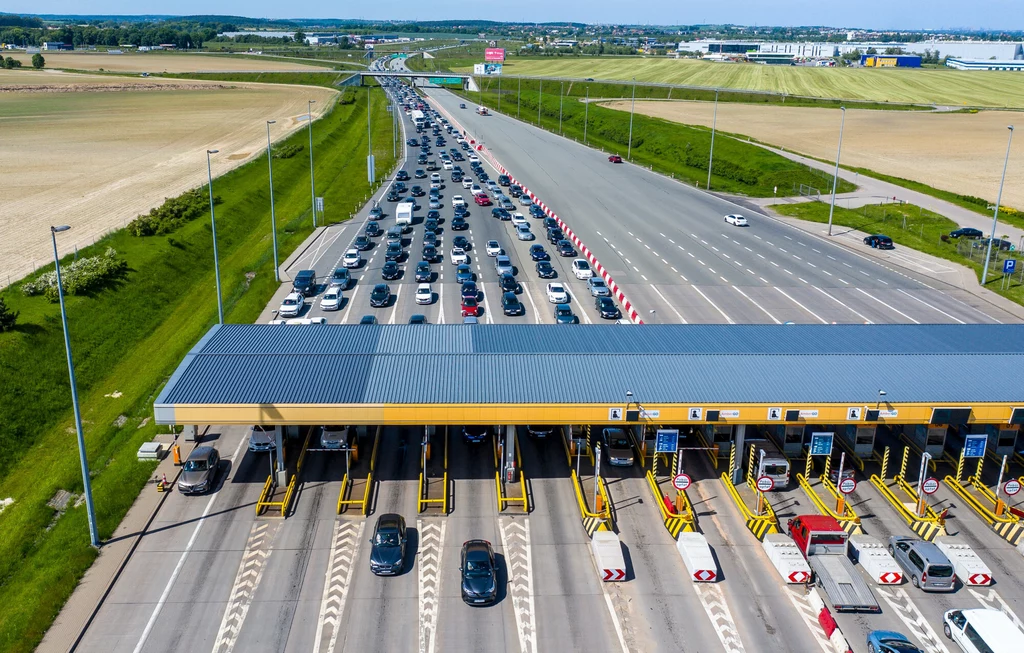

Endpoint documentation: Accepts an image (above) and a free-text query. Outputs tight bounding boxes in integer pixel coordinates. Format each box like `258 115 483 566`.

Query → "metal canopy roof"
154 324 1024 425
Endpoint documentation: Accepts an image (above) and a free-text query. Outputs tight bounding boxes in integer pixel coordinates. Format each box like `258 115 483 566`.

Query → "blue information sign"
809 432 834 456
1004 259 1017 275
655 429 679 454
963 434 988 459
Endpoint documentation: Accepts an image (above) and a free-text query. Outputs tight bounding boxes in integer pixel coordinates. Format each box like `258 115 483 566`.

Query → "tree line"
0 18 232 49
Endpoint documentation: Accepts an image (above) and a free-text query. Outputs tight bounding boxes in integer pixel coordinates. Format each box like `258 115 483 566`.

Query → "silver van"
888 536 956 591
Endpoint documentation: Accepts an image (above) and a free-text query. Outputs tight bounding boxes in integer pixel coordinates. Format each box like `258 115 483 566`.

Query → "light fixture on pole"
826 106 847 237
307 99 317 227
367 86 375 184
707 89 719 190
876 389 887 409
627 76 636 160
50 225 100 548
206 149 224 324
583 86 590 145
981 125 1014 285
558 81 564 134
538 79 542 125
265 121 280 283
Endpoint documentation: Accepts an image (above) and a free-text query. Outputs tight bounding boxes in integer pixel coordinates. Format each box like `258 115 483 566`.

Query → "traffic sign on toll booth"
673 474 692 492
1004 259 1017 275
656 429 679 454
1004 478 1022 496
756 475 775 493
838 477 857 495
809 432 834 456
963 434 987 458
921 477 940 495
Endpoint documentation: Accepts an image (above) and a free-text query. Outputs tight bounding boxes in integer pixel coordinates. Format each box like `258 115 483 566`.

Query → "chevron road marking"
312 520 365 653
210 521 280 653
693 583 746 653
785 588 835 653
499 516 536 653
968 587 1024 631
418 519 446 653
876 587 950 653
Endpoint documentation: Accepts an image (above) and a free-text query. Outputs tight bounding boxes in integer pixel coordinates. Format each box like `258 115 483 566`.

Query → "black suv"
460 540 498 605
293 269 317 296
369 513 407 576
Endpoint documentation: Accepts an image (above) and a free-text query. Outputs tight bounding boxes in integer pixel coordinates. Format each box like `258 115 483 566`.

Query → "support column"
275 426 287 485
732 424 746 485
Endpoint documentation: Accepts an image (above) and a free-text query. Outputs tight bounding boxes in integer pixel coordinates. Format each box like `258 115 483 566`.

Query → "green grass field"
458 57 1024 108
0 81 395 653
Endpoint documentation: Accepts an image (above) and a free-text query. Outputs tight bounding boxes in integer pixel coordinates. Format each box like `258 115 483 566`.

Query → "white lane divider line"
313 520 365 653
649 285 688 323
211 520 280 653
732 286 780 324
388 284 403 325
969 588 1024 631
896 289 965 324
876 587 950 653
785 588 834 653
418 519 446 653
774 287 828 324
855 288 920 323
838 278 849 285
499 517 536 653
692 286 734 324
694 583 746 653
811 286 874 323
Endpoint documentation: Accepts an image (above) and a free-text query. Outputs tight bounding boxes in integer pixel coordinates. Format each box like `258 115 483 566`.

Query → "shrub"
0 296 17 332
127 188 217 236
272 143 304 159
21 248 128 301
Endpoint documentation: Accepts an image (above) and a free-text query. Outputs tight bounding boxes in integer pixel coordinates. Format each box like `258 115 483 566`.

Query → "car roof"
463 539 491 554
377 513 403 530
189 445 216 458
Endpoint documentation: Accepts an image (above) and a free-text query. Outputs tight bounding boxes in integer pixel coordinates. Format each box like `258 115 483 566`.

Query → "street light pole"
206 149 224 324
707 89 719 190
981 125 1015 285
517 76 521 119
265 121 280 283
627 76 636 160
50 225 99 549
826 106 847 237
307 99 317 227
498 74 501 113
583 86 589 145
558 81 564 134
538 79 542 125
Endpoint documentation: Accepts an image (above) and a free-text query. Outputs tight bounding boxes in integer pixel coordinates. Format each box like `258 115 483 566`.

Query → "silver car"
248 425 276 452
178 446 220 495
321 425 354 450
601 428 634 466
888 536 956 591
588 277 610 297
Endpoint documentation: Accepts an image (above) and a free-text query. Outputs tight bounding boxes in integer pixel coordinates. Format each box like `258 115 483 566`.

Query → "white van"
944 608 1024 653
395 201 414 228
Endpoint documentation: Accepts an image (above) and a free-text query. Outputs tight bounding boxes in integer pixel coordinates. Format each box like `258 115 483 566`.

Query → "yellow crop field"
8 51 330 73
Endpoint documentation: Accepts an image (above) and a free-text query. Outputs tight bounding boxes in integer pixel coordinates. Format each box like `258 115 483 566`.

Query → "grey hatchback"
178 446 220 495
888 536 956 591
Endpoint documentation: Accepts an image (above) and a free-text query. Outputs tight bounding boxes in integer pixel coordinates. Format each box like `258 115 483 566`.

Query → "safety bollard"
663 495 675 515
976 456 984 480
426 443 432 461
956 448 965 484
899 447 909 480
880 446 890 480
728 445 736 483
171 444 182 466
747 443 756 482
804 452 813 479
595 493 604 513
822 455 831 483
352 444 359 464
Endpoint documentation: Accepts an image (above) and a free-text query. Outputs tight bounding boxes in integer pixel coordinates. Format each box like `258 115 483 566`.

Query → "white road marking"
438 282 445 324
770 261 779 267
811 286 874 323
694 583 746 653
744 246 752 252
896 289 965 324
855 288 920 323
418 519 446 653
649 285 687 323
732 286 780 324
720 276 729 283
798 277 808 284
698 260 706 266
759 277 768 284
641 274 648 281
313 521 365 653
388 284 403 324
632 266 640 272
523 283 543 324
661 258 668 265
775 287 828 323
211 521 279 653
708 267 716 274
812 248 821 253
807 263 816 268
132 432 249 653
827 255 836 260
757 253 766 260
878 279 889 285
968 588 1024 631
754 235 762 240
875 587 950 653
785 589 834 653
838 278 849 285
693 286 734 323
499 517 537 653
784 269 793 275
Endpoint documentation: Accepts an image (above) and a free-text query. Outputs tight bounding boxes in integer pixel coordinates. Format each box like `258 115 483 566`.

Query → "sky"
5 0 1023 31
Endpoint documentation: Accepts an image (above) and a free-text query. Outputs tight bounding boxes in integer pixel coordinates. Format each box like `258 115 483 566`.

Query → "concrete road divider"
935 537 993 586
591 530 627 582
806 589 855 653
762 533 811 584
849 535 903 585
676 533 717 582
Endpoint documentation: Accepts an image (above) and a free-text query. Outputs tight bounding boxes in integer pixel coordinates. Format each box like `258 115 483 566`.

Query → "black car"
497 174 511 186
536 261 556 278
293 269 317 296
453 206 469 218
529 245 549 261
461 281 478 301
548 229 564 244
386 190 402 202
543 217 559 230
423 232 438 248
557 239 576 257
369 284 391 307
411 185 425 197
417 154 428 165
452 172 464 183
354 234 374 251
502 291 524 316
949 227 983 239
369 513 407 576
451 217 469 231
365 221 382 237
427 209 441 221
409 315 428 325
492 208 510 221
415 261 432 282
508 184 522 198
453 236 470 250
359 315 377 325
422 244 438 262
595 296 622 319
395 170 410 181
414 168 427 179
381 261 401 280
460 539 498 605
530 205 546 218
393 181 407 193
369 205 384 219
863 234 894 250
385 243 403 261
977 237 1012 251
462 425 490 444
425 218 439 233
499 273 520 293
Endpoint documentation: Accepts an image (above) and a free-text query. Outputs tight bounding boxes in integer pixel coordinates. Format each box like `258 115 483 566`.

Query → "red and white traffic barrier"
849 535 903 585
807 589 854 653
676 532 718 582
762 534 811 584
591 530 627 582
431 97 644 324
935 537 993 586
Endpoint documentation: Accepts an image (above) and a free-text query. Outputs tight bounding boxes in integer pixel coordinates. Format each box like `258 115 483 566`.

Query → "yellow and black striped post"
899 446 909 480
822 454 831 482
747 442 756 483
976 455 984 481
880 446 890 480
956 448 966 484
728 444 736 484
804 450 813 478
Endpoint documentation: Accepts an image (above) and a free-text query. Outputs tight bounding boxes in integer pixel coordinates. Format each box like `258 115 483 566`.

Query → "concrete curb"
278 225 329 281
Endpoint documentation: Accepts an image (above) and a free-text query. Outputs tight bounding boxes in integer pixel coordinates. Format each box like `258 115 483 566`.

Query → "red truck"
788 515 880 613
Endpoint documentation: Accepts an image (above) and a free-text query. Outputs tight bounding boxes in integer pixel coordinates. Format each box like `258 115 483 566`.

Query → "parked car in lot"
178 446 220 494
248 425 276 452
460 539 498 605
278 292 304 318
949 227 983 239
864 234 895 250
546 283 568 303
320 288 342 311
601 428 634 466
370 513 407 576
554 303 578 324
888 536 956 592
595 296 622 319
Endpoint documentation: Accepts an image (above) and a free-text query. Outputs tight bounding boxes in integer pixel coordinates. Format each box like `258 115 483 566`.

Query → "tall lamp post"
50 225 99 549
307 99 317 227
558 81 564 134
538 80 542 125
627 76 636 160
583 86 590 145
367 87 375 183
826 106 847 237
265 121 280 283
206 149 224 324
707 89 719 190
981 125 1015 285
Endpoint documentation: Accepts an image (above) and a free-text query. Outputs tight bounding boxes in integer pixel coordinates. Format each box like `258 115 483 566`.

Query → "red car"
608 155 623 163
461 297 480 317
474 194 491 206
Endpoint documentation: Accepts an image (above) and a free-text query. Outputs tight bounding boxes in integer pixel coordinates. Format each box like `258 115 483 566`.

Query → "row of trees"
0 19 234 49
0 54 44 69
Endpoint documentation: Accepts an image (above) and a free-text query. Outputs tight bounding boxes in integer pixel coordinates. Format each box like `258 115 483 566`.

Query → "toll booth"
906 424 949 458
761 424 807 458
704 424 734 459
747 439 791 488
983 424 1020 457
841 425 878 458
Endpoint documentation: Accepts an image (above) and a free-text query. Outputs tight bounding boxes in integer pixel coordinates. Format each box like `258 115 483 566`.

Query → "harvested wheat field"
602 100 1024 210
9 51 330 73
0 69 335 285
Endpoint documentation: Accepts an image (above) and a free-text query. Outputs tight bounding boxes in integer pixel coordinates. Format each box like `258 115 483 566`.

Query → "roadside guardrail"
944 474 1024 545
571 469 612 536
493 431 528 512
418 427 448 514
720 472 778 540
795 472 863 535
338 425 381 515
869 473 946 540
257 427 312 517
644 470 695 537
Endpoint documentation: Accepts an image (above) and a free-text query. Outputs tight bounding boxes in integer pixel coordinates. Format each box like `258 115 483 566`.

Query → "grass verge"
773 201 1024 306
0 84 396 653
458 80 855 198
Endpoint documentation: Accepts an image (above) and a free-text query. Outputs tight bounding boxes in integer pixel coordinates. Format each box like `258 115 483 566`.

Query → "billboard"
485 48 506 62
473 63 503 75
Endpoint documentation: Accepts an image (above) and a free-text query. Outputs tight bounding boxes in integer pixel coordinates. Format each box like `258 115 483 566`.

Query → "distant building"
680 39 1024 61
41 42 68 51
861 54 922 68
946 58 1024 71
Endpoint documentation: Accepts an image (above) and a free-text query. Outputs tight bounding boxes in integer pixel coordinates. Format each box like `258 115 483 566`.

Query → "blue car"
866 630 923 653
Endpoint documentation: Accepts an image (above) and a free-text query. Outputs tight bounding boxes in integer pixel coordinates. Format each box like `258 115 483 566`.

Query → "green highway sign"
397 53 408 58
428 77 462 85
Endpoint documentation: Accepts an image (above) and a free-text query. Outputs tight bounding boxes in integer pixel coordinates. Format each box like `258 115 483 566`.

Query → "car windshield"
465 558 491 576
375 531 400 546
283 298 299 306
184 459 208 472
610 437 630 448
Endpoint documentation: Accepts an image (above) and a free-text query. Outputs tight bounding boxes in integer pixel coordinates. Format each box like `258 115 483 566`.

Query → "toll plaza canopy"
154 324 1024 426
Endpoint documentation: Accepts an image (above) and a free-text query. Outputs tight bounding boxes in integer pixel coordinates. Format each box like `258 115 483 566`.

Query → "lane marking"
855 288 920 323
811 286 874 323
875 587 949 653
969 588 1024 631
692 286 734 324
211 521 280 653
418 519 446 653
785 589 834 653
499 517 537 653
896 289 965 324
694 583 746 653
649 285 688 323
313 521 365 653
732 286 780 324
775 287 828 323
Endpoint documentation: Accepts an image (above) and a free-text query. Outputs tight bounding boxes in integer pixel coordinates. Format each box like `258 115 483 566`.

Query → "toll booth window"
926 428 946 446
998 430 1017 448
784 429 803 444
712 427 731 443
855 429 875 446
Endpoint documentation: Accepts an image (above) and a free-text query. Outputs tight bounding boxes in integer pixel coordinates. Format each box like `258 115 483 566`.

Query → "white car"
510 212 527 227
279 292 304 318
456 137 466 144
450 247 468 265
452 195 466 208
485 240 502 257
342 249 361 268
470 184 482 195
462 178 474 189
724 214 749 226
415 284 433 305
546 283 568 303
516 224 534 241
572 259 593 280
468 153 480 162
320 288 342 311
442 160 453 170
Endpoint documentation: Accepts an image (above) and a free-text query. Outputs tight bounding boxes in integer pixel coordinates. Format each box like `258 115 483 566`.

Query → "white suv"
279 292 304 318
342 249 361 268
452 195 466 208
572 259 593 280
